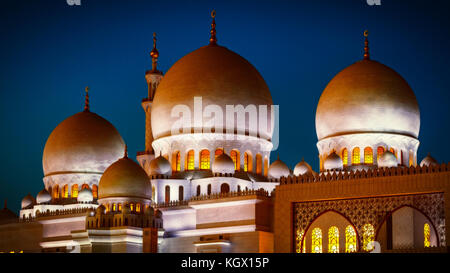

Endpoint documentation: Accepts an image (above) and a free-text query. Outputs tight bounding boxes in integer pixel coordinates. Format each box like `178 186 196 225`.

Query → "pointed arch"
345 225 357 253
328 226 339 253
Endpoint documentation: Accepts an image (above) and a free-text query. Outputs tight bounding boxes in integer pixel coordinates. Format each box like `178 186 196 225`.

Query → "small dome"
324 151 343 171
77 188 93 203
36 188 51 204
293 160 313 176
268 158 290 179
149 155 172 176
99 155 152 200
21 194 36 209
212 153 235 174
377 151 398 168
420 154 438 167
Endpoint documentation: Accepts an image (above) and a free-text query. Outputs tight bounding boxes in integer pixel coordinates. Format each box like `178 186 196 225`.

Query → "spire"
150 32 159 71
363 30 370 60
84 86 90 112
124 144 128 158
209 9 217 45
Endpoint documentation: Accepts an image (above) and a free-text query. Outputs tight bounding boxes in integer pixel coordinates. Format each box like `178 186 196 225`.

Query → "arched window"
230 150 240 170
296 229 306 253
424 223 431 247
264 156 269 176
200 149 210 170
207 184 212 195
173 151 181 172
215 148 224 157
81 184 90 190
130 203 134 212
118 203 122 212
342 148 348 166
92 185 98 199
71 184 78 198
328 226 339 253
352 147 360 165
179 186 184 201
244 152 252 172
220 183 230 194
345 225 357 253
196 185 201 196
255 154 262 175
409 150 414 167
377 146 385 161
165 185 170 203
112 203 117 211
311 228 322 253
390 148 397 159
63 185 69 198
136 203 141 213
364 147 373 164
186 150 195 171
53 185 59 199
363 224 375 251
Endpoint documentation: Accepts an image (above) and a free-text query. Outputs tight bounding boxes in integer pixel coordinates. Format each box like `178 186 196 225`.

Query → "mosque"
0 12 449 253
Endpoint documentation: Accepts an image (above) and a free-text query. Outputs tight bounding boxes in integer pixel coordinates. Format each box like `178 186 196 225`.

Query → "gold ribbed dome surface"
98 157 151 199
151 45 273 140
43 111 125 176
316 59 420 140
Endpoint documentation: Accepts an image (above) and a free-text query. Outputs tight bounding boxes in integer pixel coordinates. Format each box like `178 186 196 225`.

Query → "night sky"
1 0 449 213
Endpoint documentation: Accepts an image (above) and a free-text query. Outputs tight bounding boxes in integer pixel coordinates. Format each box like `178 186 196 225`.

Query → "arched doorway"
220 183 230 194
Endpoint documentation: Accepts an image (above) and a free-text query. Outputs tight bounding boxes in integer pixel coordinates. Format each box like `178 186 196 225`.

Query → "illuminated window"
342 148 348 166
424 223 430 247
230 150 240 170
255 154 262 175
390 148 396 158
345 225 357 253
363 224 375 251
63 185 69 198
92 185 98 199
352 147 360 165
118 203 122 212
173 151 181 172
215 148 224 157
264 156 268 176
130 203 134 212
409 150 414 167
179 186 184 201
136 203 141 213
113 203 117 211
81 184 89 190
186 150 195 170
220 183 230 194
165 185 170 203
200 150 210 170
296 229 305 253
244 152 252 172
71 184 78 198
364 147 373 164
377 146 385 161
311 228 322 253
328 226 339 253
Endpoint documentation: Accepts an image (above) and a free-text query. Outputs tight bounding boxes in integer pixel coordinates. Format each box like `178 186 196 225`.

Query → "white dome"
377 151 398 168
21 194 36 209
149 155 172 176
212 153 235 174
324 151 343 171
268 158 290 179
420 154 438 167
293 160 313 176
36 189 51 204
77 188 93 203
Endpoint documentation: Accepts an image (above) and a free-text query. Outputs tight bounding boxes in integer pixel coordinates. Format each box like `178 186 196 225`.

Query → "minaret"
137 33 163 172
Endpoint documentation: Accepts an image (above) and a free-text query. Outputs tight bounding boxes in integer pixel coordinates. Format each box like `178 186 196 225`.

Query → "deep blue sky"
1 0 449 213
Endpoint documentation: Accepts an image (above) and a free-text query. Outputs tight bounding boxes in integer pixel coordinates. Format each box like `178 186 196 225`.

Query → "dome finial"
363 30 370 60
209 9 217 45
124 144 128 158
84 86 90 112
150 32 159 71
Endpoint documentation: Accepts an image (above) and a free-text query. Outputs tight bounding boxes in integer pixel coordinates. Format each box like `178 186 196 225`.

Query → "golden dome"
98 156 151 200
316 59 420 140
151 45 273 140
43 111 125 176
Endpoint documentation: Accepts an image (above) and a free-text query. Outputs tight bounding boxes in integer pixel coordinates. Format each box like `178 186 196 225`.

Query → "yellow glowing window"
81 184 89 190
113 203 117 211
136 203 141 213
230 150 239 170
364 147 373 164
244 153 249 172
256 154 262 175
92 185 98 199
71 184 78 198
352 147 360 165
173 151 181 172
215 148 224 157
345 225 357 253
296 229 305 253
130 203 134 211
424 223 430 247
377 146 385 161
409 150 414 167
311 228 322 253
63 185 69 198
118 203 122 212
53 185 59 199
363 224 375 251
186 150 195 170
328 226 339 253
200 150 210 170
342 148 348 166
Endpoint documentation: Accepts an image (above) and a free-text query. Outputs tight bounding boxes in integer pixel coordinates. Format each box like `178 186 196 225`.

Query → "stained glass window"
215 148 224 157
130 203 134 212
71 184 78 198
186 150 195 170
92 185 98 199
364 147 373 164
296 229 305 253
363 224 375 251
118 203 122 212
112 203 117 211
424 223 430 247
136 203 141 213
377 146 385 161
342 148 348 166
244 152 249 172
173 151 181 172
230 150 239 170
256 154 262 175
200 150 210 170
352 148 360 165
328 226 339 253
63 185 69 198
311 228 322 253
345 225 357 253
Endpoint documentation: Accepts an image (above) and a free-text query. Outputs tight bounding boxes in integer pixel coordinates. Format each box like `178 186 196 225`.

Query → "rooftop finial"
84 86 90 112
209 9 217 45
363 30 370 60
124 144 128 158
150 32 159 71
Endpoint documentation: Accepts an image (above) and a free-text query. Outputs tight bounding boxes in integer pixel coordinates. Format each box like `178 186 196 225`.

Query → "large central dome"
151 45 273 140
